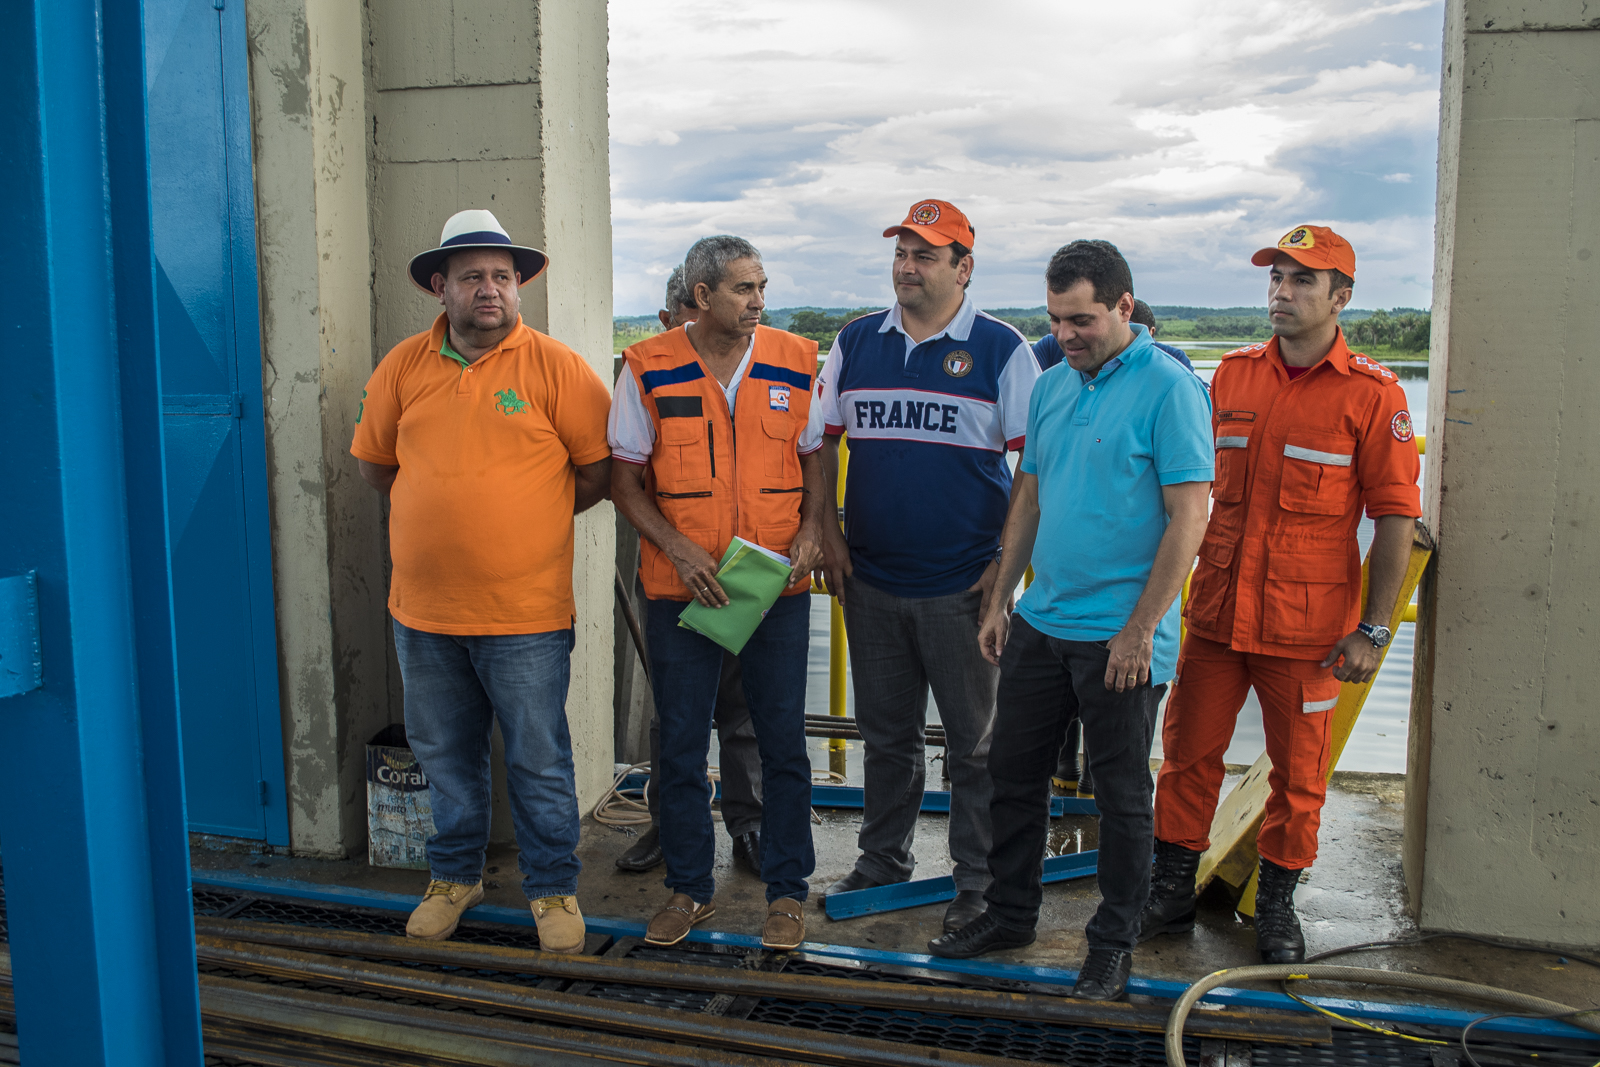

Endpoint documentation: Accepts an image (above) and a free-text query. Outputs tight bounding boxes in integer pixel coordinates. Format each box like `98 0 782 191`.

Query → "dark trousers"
984 616 1165 950
645 593 814 904
645 652 764 838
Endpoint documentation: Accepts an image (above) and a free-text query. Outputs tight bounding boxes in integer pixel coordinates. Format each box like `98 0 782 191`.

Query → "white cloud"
607 0 1445 314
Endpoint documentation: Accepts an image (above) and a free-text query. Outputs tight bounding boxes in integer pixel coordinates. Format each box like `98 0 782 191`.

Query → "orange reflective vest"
1183 331 1421 658
622 325 819 601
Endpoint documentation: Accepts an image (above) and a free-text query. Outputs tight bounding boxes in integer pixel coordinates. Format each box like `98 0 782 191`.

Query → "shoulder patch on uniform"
1348 353 1401 384
1221 342 1269 359
1391 410 1414 442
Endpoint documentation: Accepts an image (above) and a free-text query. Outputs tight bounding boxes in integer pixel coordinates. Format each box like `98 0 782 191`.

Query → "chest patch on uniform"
1391 410 1414 442
494 388 528 415
769 384 791 411
943 350 974 377
1219 410 1256 423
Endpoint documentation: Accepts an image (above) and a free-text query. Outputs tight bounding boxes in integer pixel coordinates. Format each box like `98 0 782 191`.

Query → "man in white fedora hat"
351 209 613 951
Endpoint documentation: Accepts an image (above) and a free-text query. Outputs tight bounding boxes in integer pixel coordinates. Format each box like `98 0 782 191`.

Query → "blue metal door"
145 0 288 843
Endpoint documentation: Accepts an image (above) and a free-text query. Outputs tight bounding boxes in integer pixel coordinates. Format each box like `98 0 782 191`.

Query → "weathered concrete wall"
246 0 614 856
1410 0 1599 942
365 0 615 824
535 0 616 810
247 0 393 857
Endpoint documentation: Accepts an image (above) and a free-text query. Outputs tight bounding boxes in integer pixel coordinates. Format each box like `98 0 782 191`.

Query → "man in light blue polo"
928 240 1212 1004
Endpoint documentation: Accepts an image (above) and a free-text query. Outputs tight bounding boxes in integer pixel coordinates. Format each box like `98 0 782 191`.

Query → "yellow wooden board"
1192 521 1435 914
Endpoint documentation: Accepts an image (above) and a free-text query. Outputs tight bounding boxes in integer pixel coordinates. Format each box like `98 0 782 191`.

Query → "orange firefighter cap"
1250 224 1356 277
883 199 975 248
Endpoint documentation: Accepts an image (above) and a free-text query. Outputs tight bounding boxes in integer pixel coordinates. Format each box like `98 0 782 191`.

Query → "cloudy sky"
606 0 1444 315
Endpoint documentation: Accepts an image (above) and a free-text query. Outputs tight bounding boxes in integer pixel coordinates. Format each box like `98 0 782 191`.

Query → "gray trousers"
843 575 997 890
646 651 763 838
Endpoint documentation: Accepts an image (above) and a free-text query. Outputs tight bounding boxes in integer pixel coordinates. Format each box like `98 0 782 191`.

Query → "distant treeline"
616 305 1431 352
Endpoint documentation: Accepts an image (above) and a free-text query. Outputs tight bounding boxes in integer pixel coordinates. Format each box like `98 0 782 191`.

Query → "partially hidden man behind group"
352 204 1420 995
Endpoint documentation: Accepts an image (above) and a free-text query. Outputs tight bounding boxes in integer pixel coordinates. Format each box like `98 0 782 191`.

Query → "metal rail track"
3 870 1597 1067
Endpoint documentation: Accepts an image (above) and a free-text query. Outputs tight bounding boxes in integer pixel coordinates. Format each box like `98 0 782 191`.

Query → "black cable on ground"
1304 933 1600 972
1460 1010 1600 1067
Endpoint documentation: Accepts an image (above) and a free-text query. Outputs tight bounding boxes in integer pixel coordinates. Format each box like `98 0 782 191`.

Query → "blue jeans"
392 619 581 899
645 593 814 904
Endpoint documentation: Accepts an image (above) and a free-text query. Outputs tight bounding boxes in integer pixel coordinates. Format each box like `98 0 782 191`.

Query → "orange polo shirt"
351 314 611 635
1183 331 1421 658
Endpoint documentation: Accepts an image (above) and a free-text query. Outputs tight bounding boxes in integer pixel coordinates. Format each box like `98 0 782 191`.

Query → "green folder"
677 537 795 654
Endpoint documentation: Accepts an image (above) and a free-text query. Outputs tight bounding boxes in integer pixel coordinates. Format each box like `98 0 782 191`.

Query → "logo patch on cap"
911 202 942 226
943 350 973 378
1280 227 1315 250
769 384 791 411
1391 410 1414 442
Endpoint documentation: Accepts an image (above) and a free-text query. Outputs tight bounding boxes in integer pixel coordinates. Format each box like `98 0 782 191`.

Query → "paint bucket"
366 724 435 869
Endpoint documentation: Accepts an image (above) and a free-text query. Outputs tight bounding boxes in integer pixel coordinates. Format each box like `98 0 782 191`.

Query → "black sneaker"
1072 948 1132 1000
926 911 1036 959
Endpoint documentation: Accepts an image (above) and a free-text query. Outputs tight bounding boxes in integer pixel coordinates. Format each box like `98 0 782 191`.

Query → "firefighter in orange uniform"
1139 225 1421 963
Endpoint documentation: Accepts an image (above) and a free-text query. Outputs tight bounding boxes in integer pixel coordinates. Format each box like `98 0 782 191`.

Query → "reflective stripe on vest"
1283 443 1352 466
1216 436 1249 449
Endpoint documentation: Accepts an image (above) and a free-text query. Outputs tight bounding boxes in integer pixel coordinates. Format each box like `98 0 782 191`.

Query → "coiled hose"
1165 964 1600 1067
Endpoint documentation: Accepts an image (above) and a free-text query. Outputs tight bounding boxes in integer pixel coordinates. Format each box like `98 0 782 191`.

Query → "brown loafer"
645 893 715 946
762 897 805 950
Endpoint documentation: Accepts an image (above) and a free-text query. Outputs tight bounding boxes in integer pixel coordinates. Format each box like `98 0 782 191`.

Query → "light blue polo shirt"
1017 325 1213 683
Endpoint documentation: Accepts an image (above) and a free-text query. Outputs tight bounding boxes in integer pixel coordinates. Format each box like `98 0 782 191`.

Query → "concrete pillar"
1409 0 1599 941
365 0 616 825
246 0 392 857
245 0 614 856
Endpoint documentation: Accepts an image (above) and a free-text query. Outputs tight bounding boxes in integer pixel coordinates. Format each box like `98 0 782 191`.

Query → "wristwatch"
1356 621 1392 648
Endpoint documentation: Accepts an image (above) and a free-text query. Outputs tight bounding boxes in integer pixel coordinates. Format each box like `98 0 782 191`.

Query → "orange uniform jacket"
1184 331 1421 658
622 325 820 601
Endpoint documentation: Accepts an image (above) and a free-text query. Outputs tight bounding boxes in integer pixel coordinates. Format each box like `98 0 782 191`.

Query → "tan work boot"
762 897 805 950
645 893 716 946
406 879 484 940
532 895 586 953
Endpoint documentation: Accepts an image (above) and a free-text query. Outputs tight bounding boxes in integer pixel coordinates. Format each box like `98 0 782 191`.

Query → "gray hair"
663 265 692 312
682 235 762 301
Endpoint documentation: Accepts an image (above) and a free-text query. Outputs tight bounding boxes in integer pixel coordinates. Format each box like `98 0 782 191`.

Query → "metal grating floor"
1 867 1596 1067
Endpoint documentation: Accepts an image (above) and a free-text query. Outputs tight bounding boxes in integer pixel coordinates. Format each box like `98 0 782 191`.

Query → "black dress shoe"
731 831 761 875
1072 948 1132 1000
615 826 664 872
825 868 894 896
943 889 987 933
926 912 1036 959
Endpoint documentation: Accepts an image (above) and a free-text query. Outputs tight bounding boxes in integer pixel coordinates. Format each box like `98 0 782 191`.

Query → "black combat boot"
1253 858 1306 964
1137 839 1202 941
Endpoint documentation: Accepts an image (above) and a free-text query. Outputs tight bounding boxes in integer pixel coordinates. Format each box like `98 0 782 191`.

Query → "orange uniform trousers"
1153 635 1341 870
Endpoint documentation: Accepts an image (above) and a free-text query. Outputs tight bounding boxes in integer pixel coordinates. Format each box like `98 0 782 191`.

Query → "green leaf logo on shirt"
494 388 528 415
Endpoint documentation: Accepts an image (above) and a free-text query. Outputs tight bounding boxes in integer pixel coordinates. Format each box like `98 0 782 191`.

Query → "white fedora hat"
407 209 549 293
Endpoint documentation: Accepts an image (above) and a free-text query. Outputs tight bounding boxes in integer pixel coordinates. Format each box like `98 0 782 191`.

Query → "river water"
802 359 1428 776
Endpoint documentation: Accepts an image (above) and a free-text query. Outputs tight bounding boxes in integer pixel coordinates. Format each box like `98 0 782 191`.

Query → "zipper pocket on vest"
708 420 715 478
759 486 805 494
657 490 713 499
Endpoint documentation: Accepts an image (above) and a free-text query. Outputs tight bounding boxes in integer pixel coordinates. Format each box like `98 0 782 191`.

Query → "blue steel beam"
0 0 203 1064
189 872 1599 1044
620 774 1098 817
823 850 1098 921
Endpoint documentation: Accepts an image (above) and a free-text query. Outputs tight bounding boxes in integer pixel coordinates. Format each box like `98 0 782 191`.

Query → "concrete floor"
192 766 1600 1016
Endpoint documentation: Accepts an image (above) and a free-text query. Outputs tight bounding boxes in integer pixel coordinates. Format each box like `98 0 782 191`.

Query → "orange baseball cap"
883 199 975 248
1250 224 1356 276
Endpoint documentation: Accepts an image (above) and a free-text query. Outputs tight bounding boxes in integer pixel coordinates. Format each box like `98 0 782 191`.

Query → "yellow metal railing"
819 432 1427 776
828 439 850 776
